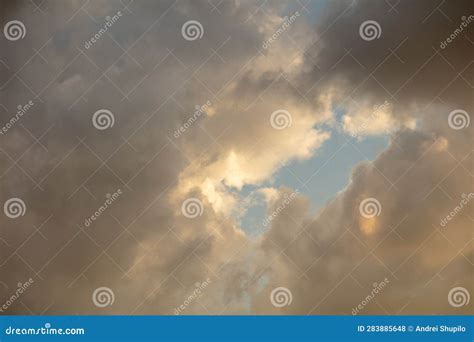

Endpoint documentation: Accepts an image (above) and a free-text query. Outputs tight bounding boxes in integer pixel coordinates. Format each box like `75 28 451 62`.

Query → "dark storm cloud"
0 0 472 315
248 0 473 314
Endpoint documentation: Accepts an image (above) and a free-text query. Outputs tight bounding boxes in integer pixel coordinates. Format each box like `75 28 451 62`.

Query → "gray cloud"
0 0 472 315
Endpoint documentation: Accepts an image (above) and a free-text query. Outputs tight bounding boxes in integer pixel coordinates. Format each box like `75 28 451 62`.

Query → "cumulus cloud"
0 0 472 316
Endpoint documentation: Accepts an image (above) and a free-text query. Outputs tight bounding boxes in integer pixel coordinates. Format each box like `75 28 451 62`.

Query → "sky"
0 0 472 316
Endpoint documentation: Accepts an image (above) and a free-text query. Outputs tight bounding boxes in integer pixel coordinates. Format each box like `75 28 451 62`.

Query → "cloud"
244 0 473 314
0 0 472 316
